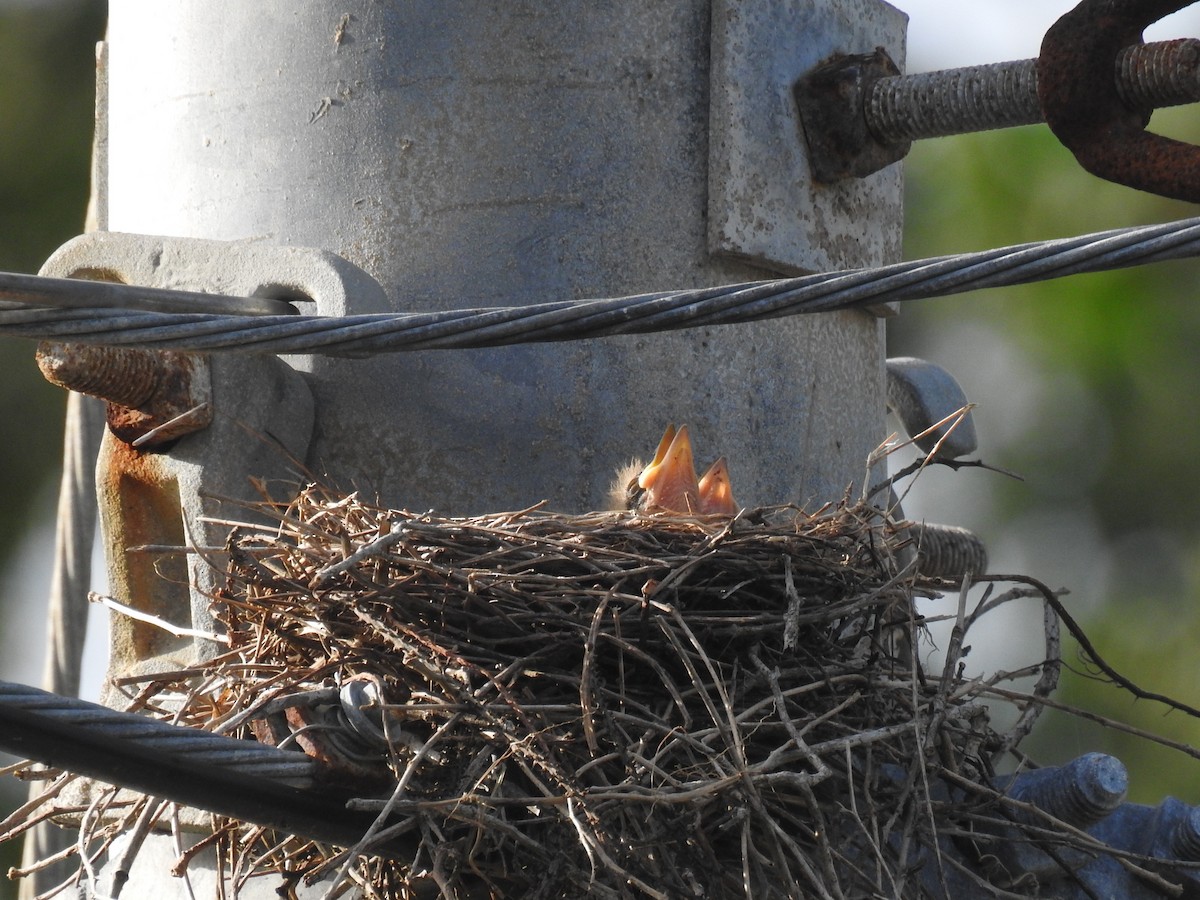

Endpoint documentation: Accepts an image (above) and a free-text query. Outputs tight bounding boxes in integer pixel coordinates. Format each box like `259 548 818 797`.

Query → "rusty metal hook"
1038 0 1200 202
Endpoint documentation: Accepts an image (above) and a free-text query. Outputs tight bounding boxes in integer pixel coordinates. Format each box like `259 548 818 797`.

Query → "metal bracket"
885 356 977 459
34 233 393 702
708 0 907 275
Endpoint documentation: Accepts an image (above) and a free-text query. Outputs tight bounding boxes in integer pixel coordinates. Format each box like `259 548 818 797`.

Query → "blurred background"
2 0 1200 891
895 0 1200 809
0 0 104 887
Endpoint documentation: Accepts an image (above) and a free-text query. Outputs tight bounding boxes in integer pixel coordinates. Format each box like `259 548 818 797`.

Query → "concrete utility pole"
101 0 902 511
50 1 907 895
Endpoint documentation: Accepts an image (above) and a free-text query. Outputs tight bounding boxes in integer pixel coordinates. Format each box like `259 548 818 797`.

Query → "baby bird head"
608 424 738 516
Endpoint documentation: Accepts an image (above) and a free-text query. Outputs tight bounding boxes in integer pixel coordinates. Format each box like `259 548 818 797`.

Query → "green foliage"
1050 606 1200 804
896 109 1200 794
0 5 104 896
0 2 103 270
0 1 106 571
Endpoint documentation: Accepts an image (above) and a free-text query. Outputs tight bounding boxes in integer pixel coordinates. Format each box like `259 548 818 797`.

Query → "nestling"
609 424 738 516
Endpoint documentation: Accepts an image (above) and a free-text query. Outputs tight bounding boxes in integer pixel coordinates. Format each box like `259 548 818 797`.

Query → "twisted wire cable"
0 678 312 780
2 217 1198 356
0 679 399 851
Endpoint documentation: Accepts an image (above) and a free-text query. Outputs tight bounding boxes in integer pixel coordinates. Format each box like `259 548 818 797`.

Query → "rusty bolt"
910 522 988 579
36 341 213 447
37 342 162 409
798 33 1200 186
1009 752 1128 830
866 39 1200 145
794 47 910 182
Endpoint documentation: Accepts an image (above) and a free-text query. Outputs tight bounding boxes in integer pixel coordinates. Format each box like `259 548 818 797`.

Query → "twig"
89 592 229 644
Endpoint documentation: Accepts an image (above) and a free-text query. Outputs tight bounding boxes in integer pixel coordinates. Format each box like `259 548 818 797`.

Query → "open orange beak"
638 425 702 513
698 456 738 516
615 424 740 516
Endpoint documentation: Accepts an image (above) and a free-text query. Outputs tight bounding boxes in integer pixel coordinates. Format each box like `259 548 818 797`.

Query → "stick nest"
9 486 1087 898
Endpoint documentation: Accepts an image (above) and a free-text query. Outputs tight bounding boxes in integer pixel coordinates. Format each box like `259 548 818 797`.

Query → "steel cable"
1 216 1198 356
0 680 318 785
0 679 415 853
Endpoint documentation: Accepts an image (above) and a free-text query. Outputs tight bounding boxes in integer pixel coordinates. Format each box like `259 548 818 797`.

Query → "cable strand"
1 216 1198 356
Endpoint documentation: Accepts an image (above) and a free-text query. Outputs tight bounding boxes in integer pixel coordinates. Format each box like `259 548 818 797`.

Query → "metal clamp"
31 233 394 706
1038 0 1200 202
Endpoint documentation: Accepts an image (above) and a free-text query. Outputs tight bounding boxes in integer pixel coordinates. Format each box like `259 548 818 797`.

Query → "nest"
211 490 952 898
14 482 1181 899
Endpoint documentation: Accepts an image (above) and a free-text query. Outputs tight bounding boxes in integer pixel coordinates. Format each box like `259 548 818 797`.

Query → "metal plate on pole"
709 0 907 274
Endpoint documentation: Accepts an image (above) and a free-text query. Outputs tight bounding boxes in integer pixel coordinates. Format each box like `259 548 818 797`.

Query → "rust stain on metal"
1038 0 1200 202
96 437 191 669
103 350 213 447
